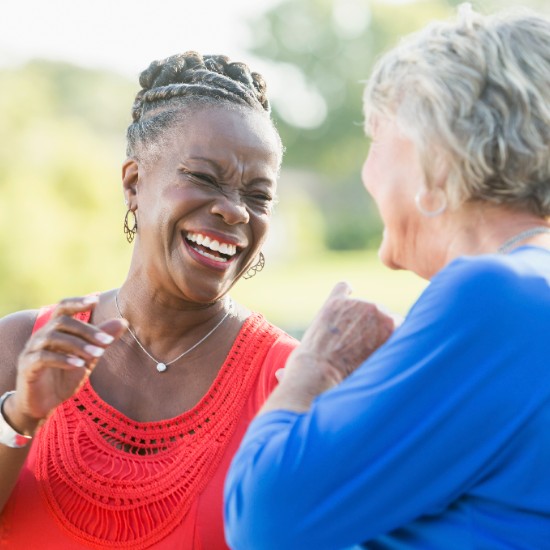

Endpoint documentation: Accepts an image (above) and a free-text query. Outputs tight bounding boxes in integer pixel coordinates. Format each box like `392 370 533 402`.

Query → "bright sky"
0 0 328 124
0 0 411 127
0 0 278 77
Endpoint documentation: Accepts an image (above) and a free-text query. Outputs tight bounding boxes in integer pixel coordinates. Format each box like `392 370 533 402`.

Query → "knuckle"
34 349 50 363
32 333 49 349
20 349 45 369
55 299 72 311
59 296 79 306
46 316 64 331
24 332 48 354
21 337 35 354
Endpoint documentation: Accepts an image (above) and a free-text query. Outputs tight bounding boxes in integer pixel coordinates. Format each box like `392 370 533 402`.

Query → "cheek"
361 146 381 197
361 157 372 194
362 161 386 218
253 214 271 246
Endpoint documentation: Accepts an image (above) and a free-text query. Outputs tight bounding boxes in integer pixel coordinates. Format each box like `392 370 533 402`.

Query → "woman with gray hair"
224 5 550 548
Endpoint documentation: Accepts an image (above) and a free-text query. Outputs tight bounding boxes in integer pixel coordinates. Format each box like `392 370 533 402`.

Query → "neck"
419 204 550 278
115 278 230 356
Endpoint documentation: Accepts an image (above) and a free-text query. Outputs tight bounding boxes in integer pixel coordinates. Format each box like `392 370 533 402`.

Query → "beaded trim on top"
34 313 279 549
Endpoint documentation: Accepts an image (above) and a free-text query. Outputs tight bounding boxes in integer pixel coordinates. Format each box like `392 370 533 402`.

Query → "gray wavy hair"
363 3 550 217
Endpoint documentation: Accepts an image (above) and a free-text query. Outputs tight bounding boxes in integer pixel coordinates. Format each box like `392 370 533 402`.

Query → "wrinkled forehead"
135 102 283 169
160 106 283 179
184 106 279 149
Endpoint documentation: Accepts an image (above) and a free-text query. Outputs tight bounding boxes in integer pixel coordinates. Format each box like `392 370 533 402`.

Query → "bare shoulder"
0 309 39 392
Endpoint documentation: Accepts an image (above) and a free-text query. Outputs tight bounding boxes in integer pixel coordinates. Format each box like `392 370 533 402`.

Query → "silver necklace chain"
497 226 550 254
114 293 233 373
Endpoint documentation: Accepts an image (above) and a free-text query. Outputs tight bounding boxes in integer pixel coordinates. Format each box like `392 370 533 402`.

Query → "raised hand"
4 296 127 435
265 282 395 413
297 281 394 382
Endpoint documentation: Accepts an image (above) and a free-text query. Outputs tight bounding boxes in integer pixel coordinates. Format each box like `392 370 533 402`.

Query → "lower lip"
183 239 237 272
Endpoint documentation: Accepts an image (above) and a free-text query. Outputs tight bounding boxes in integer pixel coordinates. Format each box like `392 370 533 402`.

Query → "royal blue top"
224 247 550 550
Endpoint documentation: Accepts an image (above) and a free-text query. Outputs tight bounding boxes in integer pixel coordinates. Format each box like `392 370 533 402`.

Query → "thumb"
326 281 352 303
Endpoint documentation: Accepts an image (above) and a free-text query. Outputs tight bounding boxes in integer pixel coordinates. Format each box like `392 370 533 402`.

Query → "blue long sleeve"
224 248 550 549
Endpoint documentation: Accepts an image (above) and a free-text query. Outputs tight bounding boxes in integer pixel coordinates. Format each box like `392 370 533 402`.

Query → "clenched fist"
265 282 396 414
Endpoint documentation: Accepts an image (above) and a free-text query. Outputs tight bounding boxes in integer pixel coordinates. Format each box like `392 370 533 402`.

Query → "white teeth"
197 249 228 263
220 243 237 255
186 232 238 257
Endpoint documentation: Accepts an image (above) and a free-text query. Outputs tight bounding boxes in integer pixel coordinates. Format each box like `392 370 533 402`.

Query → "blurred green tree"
248 0 550 249
0 60 135 315
2 0 548 317
248 0 452 249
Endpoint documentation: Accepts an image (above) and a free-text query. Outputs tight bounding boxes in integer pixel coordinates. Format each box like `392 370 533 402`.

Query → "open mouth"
184 231 240 264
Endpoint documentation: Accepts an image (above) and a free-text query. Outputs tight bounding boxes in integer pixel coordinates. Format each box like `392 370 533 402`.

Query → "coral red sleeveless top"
0 306 296 549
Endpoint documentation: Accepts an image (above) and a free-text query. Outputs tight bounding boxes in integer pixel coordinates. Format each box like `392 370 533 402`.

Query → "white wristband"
0 391 33 448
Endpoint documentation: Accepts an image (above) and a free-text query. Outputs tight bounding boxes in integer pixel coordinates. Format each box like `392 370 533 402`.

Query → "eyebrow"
184 156 221 168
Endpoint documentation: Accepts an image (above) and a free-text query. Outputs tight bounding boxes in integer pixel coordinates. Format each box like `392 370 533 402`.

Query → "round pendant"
156 362 167 373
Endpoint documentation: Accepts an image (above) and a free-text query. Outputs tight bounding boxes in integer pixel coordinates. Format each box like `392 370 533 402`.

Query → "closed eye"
181 169 219 187
244 191 277 213
249 192 273 202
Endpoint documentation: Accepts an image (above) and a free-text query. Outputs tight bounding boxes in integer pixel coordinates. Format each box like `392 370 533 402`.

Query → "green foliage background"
1 0 548 330
252 0 451 250
0 62 135 313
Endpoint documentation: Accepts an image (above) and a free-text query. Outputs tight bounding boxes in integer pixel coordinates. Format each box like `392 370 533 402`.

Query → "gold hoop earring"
124 209 138 243
415 188 447 217
243 252 265 280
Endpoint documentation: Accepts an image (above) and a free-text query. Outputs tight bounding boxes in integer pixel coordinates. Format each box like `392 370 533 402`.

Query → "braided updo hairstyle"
126 51 279 160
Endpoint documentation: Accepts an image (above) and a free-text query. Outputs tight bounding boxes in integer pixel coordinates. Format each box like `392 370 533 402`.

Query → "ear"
430 150 450 190
122 158 139 209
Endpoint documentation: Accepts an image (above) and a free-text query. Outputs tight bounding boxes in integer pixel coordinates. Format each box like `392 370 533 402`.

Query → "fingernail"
83 296 99 305
95 332 114 344
84 345 105 357
67 356 86 368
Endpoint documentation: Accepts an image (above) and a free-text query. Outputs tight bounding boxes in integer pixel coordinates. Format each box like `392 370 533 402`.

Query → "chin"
379 241 430 279
377 235 402 271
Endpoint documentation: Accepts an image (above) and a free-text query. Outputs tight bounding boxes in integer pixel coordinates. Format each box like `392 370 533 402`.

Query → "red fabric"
0 306 297 549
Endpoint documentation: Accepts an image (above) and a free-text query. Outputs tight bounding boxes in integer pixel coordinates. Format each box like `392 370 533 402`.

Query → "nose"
210 193 250 225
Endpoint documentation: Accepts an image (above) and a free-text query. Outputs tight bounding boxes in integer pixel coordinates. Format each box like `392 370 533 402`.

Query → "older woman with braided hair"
0 52 393 549
225 5 550 549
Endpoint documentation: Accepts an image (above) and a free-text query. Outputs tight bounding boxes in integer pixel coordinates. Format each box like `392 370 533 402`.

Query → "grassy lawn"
231 249 428 336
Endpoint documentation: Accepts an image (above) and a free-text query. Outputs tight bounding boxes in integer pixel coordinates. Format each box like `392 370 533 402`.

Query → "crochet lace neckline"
34 313 278 548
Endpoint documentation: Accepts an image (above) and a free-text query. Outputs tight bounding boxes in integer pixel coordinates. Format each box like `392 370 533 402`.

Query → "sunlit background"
1 0 548 334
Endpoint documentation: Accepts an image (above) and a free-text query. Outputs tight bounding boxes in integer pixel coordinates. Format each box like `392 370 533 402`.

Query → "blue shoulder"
408 250 549 331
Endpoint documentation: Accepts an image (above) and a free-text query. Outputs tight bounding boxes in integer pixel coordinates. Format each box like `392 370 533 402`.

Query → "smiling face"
123 105 282 304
